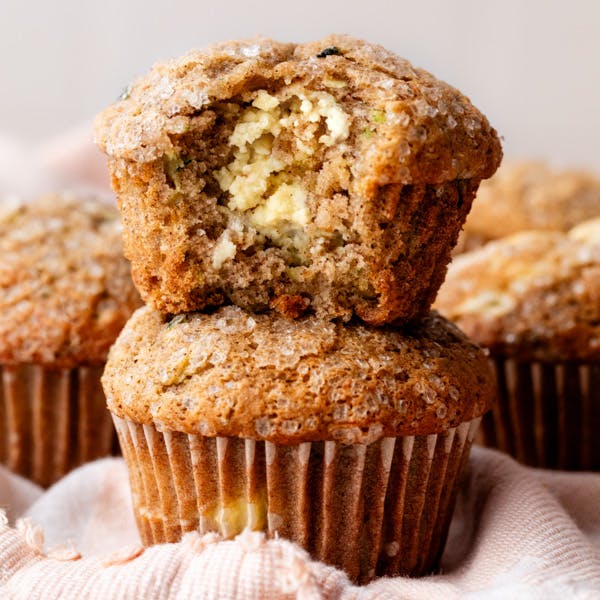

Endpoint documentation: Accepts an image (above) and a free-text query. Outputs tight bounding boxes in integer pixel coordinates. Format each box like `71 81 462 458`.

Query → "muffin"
435 221 600 469
0 194 141 486
103 306 494 581
94 34 501 325
457 161 600 252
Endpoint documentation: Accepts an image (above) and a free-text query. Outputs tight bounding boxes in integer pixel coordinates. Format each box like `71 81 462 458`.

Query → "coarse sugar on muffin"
95 34 502 325
0 193 142 486
103 305 494 580
457 161 600 252
435 223 600 469
436 228 600 361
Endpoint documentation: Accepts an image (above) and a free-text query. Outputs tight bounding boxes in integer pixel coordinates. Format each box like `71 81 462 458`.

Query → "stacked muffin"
95 35 502 581
0 194 141 486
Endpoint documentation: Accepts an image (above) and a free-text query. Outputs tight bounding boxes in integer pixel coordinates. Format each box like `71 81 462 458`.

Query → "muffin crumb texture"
102 306 494 443
95 34 501 324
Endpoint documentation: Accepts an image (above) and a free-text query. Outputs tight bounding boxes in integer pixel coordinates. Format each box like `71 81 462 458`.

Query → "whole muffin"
457 161 600 252
435 221 600 469
94 34 501 325
103 305 494 581
0 194 141 486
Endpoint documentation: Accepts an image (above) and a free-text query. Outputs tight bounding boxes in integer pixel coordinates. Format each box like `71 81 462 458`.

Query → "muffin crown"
435 223 600 361
95 34 501 186
463 161 600 243
102 306 494 443
0 194 141 367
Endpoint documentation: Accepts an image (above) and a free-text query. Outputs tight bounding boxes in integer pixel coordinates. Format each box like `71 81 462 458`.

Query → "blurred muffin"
94 34 501 326
103 306 494 581
0 194 141 486
435 220 600 469
457 161 600 252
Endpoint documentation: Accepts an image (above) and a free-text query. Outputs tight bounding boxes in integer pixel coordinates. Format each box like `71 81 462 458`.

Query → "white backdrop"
1 0 600 170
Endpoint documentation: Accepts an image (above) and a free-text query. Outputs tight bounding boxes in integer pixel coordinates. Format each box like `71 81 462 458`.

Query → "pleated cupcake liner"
481 358 600 470
113 415 481 582
0 364 118 487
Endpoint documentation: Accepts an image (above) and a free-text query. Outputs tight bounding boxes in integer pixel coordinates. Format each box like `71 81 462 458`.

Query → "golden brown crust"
95 35 501 185
461 161 600 248
102 306 494 443
0 194 142 367
435 224 600 361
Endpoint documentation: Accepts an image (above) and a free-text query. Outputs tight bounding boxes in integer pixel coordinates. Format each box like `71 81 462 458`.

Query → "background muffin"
435 221 600 469
0 194 141 486
457 161 600 252
95 34 501 326
103 305 494 581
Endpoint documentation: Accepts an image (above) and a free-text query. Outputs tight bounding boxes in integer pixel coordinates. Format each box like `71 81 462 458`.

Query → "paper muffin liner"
113 415 481 582
481 358 600 470
0 364 117 487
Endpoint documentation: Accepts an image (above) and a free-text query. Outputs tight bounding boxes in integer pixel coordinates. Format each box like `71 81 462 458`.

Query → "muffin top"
435 222 600 361
102 306 494 443
0 194 141 367
462 161 600 244
95 34 501 187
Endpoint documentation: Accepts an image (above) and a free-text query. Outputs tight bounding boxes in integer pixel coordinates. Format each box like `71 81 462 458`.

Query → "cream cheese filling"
213 88 349 266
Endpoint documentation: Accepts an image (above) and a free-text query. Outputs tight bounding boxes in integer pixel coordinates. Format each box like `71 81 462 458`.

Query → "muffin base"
113 415 480 582
482 358 600 470
0 364 117 487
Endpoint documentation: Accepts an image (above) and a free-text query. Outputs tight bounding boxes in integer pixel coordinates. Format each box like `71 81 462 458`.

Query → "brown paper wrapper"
113 415 481 582
481 358 600 470
0 364 118 487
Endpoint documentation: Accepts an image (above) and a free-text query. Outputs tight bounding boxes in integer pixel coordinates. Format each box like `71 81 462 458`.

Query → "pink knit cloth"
1 447 599 599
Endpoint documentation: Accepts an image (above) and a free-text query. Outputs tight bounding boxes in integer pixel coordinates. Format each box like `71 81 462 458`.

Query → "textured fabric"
0 447 599 599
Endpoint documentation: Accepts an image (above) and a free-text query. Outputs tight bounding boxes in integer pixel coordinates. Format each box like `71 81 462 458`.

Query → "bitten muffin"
0 194 141 486
435 221 600 469
103 305 494 581
94 34 501 325
457 161 600 252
